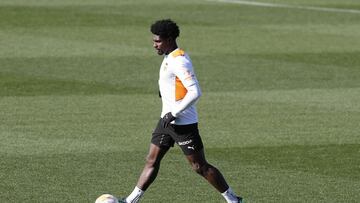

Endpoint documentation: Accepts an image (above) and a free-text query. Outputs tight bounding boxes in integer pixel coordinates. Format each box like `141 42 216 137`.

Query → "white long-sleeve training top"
158 48 202 125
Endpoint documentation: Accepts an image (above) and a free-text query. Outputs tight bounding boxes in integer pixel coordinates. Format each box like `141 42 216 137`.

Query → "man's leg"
186 149 241 203
186 149 228 192
136 143 169 190
125 143 169 203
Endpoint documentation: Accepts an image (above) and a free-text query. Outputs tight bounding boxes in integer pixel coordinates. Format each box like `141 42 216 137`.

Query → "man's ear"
166 37 173 43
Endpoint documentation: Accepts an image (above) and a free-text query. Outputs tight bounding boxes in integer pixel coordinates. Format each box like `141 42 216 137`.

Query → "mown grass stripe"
210 0 360 14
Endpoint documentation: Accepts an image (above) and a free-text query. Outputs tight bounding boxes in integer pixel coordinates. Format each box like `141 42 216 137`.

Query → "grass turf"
0 0 359 202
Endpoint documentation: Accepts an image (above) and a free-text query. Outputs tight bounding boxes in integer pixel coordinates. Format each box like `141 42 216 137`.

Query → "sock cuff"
221 187 234 196
135 186 144 194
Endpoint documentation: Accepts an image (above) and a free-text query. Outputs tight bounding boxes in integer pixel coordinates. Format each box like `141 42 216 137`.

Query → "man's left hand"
161 112 176 128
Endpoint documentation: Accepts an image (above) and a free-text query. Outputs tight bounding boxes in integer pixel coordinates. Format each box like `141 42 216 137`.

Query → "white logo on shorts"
187 146 195 150
178 139 193 146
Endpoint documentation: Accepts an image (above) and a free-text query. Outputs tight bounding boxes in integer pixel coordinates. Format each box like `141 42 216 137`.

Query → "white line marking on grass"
210 0 360 14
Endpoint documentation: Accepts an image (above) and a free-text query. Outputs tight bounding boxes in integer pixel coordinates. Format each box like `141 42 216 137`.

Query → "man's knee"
191 162 211 176
144 145 168 168
145 154 158 167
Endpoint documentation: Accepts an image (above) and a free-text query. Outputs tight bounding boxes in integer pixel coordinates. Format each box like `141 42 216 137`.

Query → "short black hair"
150 19 180 40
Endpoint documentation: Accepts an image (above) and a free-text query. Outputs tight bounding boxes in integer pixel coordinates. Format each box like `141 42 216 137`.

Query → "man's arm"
171 83 201 117
161 83 201 128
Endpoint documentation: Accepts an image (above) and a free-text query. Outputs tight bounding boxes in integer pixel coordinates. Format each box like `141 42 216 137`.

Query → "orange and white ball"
95 194 119 203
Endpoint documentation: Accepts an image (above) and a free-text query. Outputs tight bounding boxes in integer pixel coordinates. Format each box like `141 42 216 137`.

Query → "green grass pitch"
1 0 360 202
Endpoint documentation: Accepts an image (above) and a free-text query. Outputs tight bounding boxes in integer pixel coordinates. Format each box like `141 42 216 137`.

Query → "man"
120 19 243 203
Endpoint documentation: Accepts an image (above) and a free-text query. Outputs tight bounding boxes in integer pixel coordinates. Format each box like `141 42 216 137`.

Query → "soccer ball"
95 194 119 203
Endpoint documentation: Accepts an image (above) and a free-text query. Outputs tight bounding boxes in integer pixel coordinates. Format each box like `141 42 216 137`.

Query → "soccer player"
120 19 243 203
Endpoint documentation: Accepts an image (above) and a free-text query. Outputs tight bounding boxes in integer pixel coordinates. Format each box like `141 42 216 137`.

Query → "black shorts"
151 119 204 155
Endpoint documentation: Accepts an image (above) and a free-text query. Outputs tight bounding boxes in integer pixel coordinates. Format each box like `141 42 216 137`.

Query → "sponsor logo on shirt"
162 63 168 71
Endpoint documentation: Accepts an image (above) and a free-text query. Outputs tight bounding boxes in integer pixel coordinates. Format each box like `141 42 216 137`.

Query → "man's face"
152 35 170 55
